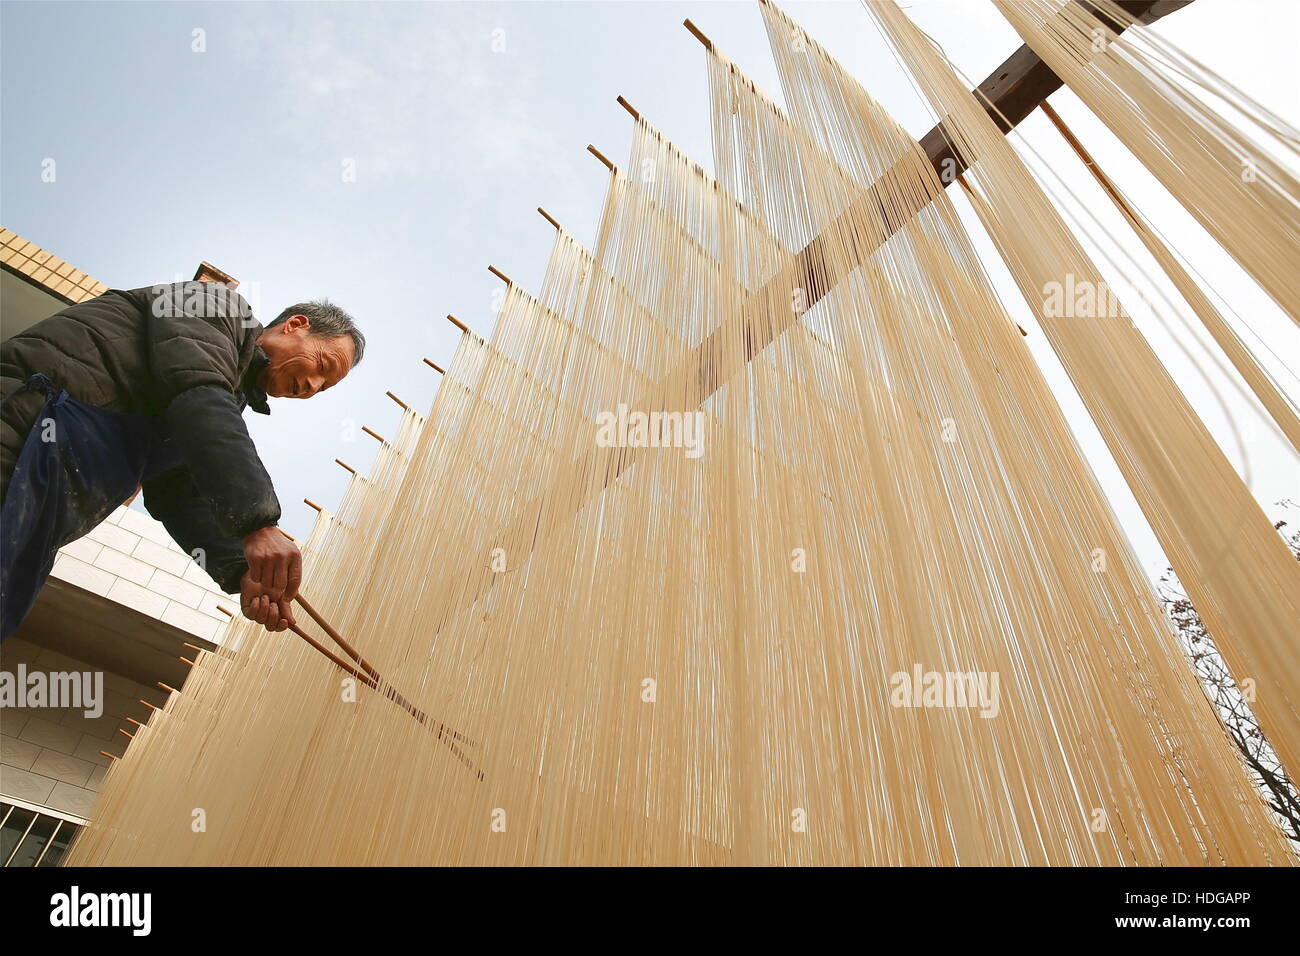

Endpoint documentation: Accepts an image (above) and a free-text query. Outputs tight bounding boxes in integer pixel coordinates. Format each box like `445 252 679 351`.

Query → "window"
0 800 82 867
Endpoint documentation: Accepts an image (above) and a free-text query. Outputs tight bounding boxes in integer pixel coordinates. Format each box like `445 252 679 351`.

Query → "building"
0 230 238 865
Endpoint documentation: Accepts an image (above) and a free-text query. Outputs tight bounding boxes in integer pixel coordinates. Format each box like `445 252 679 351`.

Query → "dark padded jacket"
0 281 280 592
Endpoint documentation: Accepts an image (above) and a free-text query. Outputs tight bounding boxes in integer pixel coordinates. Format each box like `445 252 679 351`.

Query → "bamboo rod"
211 596 483 776
386 391 410 411
587 144 614 170
290 596 482 768
683 19 713 52
216 604 364 681
294 595 380 682
305 498 323 513
537 207 561 230
216 599 473 753
335 458 356 475
487 265 512 285
362 426 386 443
616 95 639 120
423 358 445 374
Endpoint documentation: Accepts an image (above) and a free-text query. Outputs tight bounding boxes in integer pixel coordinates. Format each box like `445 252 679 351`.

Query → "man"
0 280 363 638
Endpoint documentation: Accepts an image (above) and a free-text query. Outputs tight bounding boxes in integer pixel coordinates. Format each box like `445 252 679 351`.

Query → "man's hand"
240 570 295 632
241 526 300 632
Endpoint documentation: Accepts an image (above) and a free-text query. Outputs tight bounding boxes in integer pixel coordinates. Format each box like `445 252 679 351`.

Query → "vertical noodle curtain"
863 0 1300 782
67 1 1297 865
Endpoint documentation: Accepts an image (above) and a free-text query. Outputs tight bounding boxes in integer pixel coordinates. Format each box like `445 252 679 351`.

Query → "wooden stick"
446 314 485 343
293 595 378 680
304 498 323 513
297 597 475 741
683 19 713 52
423 358 445 374
537 207 561 230
362 426 386 443
1039 102 1134 220
217 599 481 771
616 95 639 120
587 144 614 170
100 751 118 761
298 596 484 776
487 265 512 285
298 628 373 683
216 605 369 682
335 458 356 475
386 391 409 412
293 596 482 757
157 682 176 694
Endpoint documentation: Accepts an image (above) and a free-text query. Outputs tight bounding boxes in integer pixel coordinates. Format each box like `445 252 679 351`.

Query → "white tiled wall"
50 505 238 644
0 639 162 821
2 507 235 828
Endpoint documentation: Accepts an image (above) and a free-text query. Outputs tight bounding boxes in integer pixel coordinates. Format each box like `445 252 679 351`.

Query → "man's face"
256 314 356 399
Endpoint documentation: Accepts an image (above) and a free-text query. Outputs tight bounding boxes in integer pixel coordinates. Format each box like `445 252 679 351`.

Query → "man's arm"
141 467 246 593
164 385 280 537
141 282 279 537
141 467 298 632
141 282 299 628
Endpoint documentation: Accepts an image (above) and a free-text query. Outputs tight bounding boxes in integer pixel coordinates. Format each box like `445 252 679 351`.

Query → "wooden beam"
919 1 1192 179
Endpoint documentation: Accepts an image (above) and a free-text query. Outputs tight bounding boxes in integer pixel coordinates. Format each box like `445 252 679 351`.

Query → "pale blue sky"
3 0 1297 580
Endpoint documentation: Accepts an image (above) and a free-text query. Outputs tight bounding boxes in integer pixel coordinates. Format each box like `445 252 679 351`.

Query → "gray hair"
267 298 365 367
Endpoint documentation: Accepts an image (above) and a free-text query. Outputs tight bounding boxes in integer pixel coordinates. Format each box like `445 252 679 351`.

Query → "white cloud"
228 4 556 183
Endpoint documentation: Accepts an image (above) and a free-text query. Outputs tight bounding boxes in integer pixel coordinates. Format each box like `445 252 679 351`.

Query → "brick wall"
0 228 109 304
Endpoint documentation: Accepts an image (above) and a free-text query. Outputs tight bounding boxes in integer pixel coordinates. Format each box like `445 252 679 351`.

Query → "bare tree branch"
1158 499 1300 846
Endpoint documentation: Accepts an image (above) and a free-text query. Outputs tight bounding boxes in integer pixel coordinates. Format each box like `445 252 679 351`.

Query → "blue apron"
1 374 183 639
